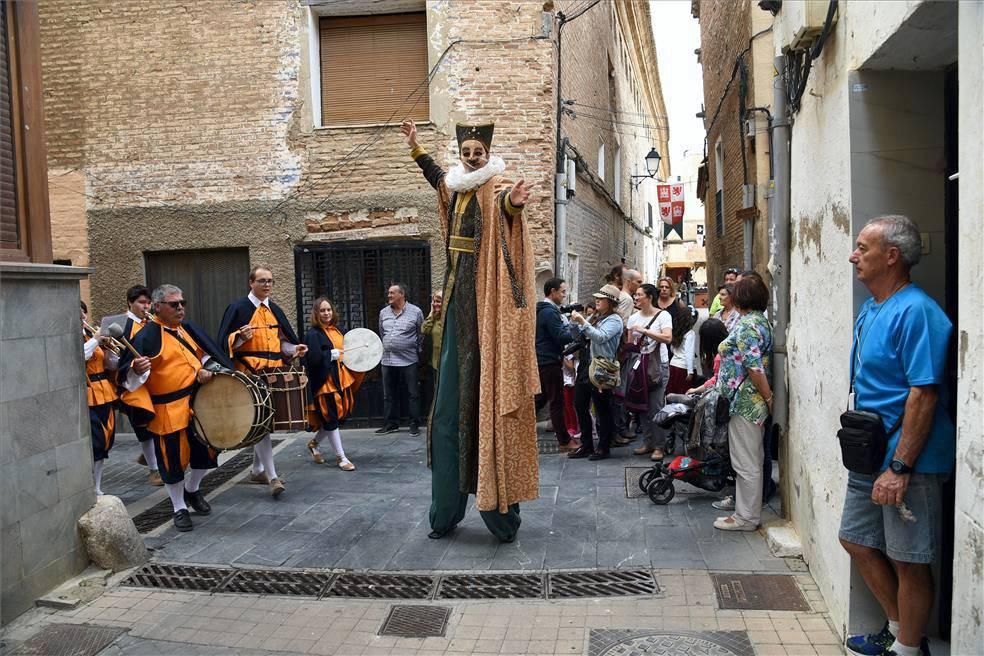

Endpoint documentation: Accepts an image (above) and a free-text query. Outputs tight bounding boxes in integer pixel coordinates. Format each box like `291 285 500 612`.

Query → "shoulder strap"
165 328 199 359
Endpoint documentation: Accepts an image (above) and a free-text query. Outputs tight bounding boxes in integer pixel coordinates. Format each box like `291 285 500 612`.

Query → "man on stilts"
401 118 540 543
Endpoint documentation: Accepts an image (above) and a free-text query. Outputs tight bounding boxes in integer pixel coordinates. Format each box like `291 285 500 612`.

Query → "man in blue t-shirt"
840 215 953 656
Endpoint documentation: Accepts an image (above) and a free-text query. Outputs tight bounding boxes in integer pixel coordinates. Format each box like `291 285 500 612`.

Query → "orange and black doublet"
217 296 300 374
302 324 364 432
117 313 155 440
118 319 231 485
85 329 119 461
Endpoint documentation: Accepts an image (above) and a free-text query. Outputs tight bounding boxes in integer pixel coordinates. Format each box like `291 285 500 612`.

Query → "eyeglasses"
255 279 274 285
724 268 740 275
162 300 187 309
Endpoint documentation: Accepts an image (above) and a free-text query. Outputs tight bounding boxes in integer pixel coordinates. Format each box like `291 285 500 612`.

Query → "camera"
558 303 584 315
562 333 589 357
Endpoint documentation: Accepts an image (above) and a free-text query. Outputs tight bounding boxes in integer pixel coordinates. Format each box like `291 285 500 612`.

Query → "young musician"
216 266 307 497
82 301 119 496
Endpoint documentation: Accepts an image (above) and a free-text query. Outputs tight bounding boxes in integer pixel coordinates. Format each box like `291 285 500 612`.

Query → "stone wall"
0 264 94 625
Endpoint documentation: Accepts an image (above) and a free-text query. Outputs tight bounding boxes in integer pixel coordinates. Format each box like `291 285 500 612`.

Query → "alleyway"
0 430 845 656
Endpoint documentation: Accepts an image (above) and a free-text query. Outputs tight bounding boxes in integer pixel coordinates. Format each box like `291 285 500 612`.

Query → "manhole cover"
588 629 754 656
437 573 544 599
537 438 561 455
625 466 651 498
711 573 811 611
132 441 280 533
8 624 125 656
326 573 436 599
218 569 333 597
378 605 451 637
549 569 658 598
121 563 233 592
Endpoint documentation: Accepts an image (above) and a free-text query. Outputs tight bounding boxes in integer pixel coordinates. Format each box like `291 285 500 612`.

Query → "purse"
837 410 902 475
588 356 620 390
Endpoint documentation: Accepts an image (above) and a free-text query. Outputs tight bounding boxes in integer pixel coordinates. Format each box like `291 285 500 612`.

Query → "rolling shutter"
1 2 19 251
319 13 429 126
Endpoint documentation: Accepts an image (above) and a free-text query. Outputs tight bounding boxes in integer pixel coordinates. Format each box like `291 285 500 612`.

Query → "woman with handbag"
567 284 624 461
626 283 674 461
712 276 774 531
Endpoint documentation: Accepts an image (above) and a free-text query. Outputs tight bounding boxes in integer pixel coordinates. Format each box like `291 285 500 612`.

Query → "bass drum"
192 370 274 451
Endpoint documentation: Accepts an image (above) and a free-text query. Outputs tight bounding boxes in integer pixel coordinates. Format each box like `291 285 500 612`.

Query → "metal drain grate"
218 569 333 597
437 573 544 599
378 605 451 637
326 573 437 599
132 440 281 533
549 569 659 598
588 629 755 656
8 624 125 656
537 438 562 455
625 466 651 498
711 573 811 611
121 563 233 592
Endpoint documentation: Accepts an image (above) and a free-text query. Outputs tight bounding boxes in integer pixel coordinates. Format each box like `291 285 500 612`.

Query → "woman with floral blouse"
713 275 774 531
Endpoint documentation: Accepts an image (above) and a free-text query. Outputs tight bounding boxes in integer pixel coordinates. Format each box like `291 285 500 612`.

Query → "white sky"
650 0 706 181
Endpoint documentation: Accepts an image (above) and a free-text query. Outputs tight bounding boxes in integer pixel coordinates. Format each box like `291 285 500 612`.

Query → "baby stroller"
638 390 735 504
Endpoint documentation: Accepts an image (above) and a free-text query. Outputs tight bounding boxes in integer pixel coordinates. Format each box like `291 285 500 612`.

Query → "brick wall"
696 0 758 287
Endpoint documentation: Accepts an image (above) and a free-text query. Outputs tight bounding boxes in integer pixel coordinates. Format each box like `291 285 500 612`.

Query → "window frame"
714 138 725 237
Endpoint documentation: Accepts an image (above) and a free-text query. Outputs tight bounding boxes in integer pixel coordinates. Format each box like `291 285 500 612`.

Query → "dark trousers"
535 361 569 444
382 363 421 428
574 382 615 453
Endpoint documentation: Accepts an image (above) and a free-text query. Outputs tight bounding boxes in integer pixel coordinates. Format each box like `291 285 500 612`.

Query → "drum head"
342 328 383 372
194 374 259 449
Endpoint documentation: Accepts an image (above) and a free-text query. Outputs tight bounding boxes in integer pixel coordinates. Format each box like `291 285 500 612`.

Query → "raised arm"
402 119 445 191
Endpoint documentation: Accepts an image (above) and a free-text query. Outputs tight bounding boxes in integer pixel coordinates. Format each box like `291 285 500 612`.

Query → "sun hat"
592 284 621 303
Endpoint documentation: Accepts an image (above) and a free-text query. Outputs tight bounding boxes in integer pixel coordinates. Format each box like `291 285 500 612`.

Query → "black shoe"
173 509 193 532
567 446 594 459
375 425 400 435
588 450 610 461
409 425 420 436
184 489 211 515
428 526 455 540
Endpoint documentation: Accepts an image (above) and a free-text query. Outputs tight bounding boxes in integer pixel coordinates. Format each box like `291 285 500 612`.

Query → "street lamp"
627 146 663 258
643 147 662 178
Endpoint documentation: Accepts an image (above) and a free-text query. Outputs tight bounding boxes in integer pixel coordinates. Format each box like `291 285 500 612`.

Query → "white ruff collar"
445 156 505 192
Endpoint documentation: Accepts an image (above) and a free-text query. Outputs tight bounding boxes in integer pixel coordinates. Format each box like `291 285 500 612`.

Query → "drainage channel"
121 563 661 601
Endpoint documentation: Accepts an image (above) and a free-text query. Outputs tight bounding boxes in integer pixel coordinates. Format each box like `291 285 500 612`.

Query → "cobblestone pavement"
132 428 789 573
100 437 162 506
0 571 843 656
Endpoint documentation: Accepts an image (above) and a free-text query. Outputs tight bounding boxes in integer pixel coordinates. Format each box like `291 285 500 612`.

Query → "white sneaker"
712 496 736 511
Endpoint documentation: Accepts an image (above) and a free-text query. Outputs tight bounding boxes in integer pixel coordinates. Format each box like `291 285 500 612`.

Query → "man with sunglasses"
708 267 739 316
217 266 307 498
118 285 233 531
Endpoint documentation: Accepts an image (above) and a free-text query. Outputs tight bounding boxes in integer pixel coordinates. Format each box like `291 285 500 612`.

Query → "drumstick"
106 323 141 357
341 345 369 352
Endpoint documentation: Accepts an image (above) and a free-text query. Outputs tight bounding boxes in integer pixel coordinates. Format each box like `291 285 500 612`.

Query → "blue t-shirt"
851 284 954 473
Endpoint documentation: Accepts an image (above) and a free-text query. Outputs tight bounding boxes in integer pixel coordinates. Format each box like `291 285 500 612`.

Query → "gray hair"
151 284 183 303
868 215 922 269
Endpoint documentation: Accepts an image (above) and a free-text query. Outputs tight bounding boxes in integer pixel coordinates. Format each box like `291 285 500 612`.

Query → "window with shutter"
1 1 20 252
319 13 429 127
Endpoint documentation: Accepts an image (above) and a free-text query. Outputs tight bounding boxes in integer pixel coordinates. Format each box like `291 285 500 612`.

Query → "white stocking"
93 459 105 495
185 468 207 493
251 448 264 475
140 440 159 471
254 435 278 481
165 482 187 512
324 428 345 460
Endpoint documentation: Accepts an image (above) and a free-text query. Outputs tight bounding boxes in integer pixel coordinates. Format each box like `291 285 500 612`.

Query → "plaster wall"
951 2 984 651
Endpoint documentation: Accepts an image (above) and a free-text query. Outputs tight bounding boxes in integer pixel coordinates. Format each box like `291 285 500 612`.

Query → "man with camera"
535 277 578 449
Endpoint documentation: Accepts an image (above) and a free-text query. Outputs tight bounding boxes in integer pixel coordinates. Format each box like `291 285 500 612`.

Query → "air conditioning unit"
786 0 837 51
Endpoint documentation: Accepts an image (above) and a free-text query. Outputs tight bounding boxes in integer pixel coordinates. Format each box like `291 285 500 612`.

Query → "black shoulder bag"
837 312 904 474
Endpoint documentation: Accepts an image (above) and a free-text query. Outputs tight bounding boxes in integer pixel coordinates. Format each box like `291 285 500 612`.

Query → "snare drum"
257 365 309 433
192 370 274 451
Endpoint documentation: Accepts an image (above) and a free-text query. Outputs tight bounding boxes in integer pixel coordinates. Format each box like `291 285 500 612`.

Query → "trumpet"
82 319 139 356
82 318 121 355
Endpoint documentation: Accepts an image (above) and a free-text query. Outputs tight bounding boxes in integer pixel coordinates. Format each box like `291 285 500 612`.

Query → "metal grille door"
295 240 431 423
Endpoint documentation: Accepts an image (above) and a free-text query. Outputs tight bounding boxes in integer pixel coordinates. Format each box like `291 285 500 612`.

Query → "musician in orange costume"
302 297 364 471
217 266 307 497
82 301 119 497
119 284 232 532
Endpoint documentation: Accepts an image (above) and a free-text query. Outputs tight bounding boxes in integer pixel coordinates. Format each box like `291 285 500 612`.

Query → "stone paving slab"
136 428 790 574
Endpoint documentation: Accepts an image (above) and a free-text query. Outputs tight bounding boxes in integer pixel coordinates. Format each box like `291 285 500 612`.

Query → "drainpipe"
770 56 792 518
554 12 567 280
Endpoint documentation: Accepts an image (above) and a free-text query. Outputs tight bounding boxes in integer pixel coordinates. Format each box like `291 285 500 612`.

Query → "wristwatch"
889 458 913 475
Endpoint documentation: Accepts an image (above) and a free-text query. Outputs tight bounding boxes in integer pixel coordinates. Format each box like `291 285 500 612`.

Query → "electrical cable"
566 101 670 123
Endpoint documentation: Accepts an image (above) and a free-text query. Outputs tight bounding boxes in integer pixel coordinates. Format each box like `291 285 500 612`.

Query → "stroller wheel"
638 468 658 493
647 477 675 505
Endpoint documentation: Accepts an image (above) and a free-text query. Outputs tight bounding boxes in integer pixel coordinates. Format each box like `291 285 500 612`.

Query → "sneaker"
173 509 193 532
269 477 286 498
147 470 164 486
712 496 736 511
374 425 400 435
713 515 759 531
183 489 211 515
846 623 896 656
409 425 420 437
307 439 324 464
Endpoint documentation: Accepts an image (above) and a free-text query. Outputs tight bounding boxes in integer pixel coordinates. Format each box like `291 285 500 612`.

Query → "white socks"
251 449 264 476
254 436 278 480
317 428 345 459
165 482 187 512
140 440 159 472
890 641 919 656
888 620 901 637
93 460 104 495
185 468 207 493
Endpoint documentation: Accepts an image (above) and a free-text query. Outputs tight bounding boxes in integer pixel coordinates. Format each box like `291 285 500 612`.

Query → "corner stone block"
0 460 20 528
56 439 95 500
0 338 49 403
37 385 86 452
19 489 91 579
44 333 84 392
0 280 77 339
16 448 60 516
